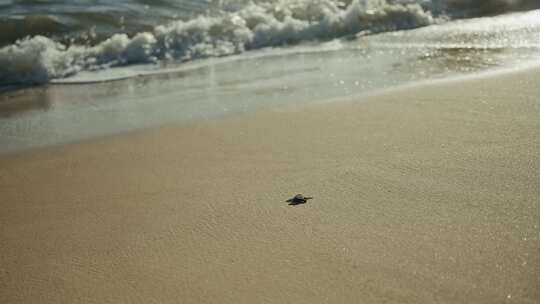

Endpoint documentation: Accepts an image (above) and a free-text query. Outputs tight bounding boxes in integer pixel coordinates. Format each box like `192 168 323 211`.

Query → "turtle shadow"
286 199 307 206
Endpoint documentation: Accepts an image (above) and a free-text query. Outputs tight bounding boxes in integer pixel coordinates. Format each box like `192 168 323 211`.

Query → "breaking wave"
0 0 538 86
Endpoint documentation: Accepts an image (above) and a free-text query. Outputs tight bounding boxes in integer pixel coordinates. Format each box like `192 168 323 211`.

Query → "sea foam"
0 0 436 86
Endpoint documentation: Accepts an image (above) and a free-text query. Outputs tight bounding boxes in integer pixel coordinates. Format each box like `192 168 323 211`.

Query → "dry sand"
1 68 539 303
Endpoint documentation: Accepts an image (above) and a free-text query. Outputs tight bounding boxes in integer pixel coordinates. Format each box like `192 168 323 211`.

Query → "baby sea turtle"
286 194 313 205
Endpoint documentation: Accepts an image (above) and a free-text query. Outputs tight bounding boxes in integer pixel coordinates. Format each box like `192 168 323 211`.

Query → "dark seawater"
1 0 539 86
0 0 213 47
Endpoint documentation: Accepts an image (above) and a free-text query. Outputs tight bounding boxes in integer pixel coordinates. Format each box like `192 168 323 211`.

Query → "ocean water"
1 1 540 152
2 0 540 86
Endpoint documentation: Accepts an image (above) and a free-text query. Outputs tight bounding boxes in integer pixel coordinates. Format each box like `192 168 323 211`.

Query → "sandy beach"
1 67 539 303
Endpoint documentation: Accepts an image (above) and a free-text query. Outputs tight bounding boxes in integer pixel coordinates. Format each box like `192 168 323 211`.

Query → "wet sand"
1 68 539 303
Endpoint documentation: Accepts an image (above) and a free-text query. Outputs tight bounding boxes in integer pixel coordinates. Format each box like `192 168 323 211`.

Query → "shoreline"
3 60 540 157
1 65 539 303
